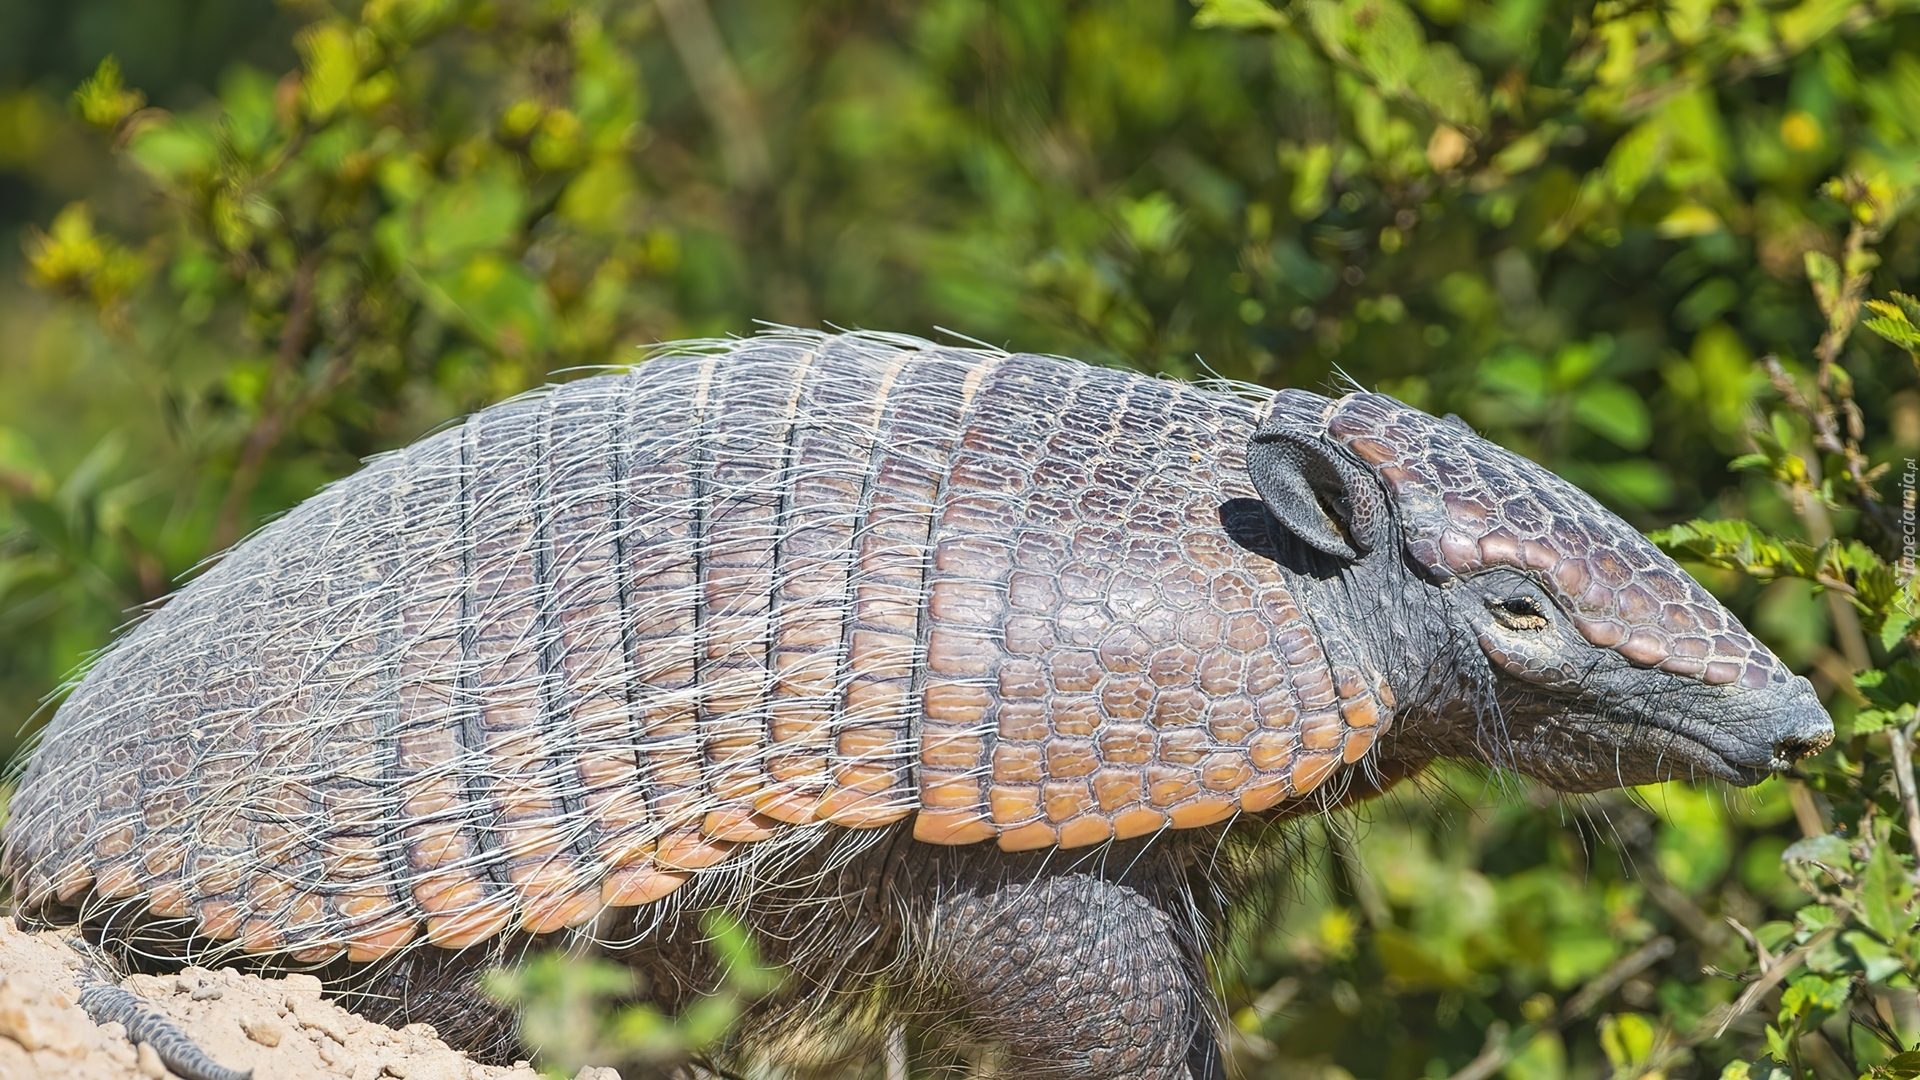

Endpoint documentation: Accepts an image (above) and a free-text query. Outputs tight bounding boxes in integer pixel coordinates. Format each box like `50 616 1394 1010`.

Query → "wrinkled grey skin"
46 382 1833 1080
1400 563 1833 794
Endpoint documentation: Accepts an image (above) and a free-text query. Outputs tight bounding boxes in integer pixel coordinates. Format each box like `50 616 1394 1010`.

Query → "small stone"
574 1067 622 1080
0 1038 31 1078
137 1040 176 1079
389 1061 469 1080
281 972 325 996
240 1014 285 1047
400 1022 442 1047
190 983 225 1001
0 975 88 1055
290 994 350 1043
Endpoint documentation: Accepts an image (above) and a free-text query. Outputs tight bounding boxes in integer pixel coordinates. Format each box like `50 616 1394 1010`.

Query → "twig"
1559 937 1677 1023
1446 1020 1512 1080
211 253 320 550
1723 917 1776 971
1814 210 1879 380
1788 780 1831 838
654 0 770 189
1708 925 1839 1039
1763 354 1896 557
1889 717 1920 877
1640 871 1727 950
1444 937 1675 1080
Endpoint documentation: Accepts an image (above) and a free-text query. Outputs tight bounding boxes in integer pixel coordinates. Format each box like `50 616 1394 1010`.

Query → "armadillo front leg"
924 870 1219 1079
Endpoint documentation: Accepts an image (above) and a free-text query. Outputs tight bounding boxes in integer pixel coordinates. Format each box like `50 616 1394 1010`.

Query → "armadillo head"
1247 389 1832 792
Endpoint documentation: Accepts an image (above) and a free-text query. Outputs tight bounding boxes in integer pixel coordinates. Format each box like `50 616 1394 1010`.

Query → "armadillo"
2 331 1831 1078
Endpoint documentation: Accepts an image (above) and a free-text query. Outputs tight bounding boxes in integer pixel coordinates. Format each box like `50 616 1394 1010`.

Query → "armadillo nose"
1767 676 1833 771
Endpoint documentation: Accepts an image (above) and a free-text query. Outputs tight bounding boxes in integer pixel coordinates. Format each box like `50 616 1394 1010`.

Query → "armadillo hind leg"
923 870 1214 1079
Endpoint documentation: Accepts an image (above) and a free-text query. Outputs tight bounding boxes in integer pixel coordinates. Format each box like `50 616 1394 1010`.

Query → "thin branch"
654 0 770 190
1559 936 1678 1023
1640 871 1727 951
1813 207 1882 382
211 253 320 549
1444 937 1675 1080
1889 717 1920 877
1762 354 1896 554
1788 780 1830 838
1708 925 1840 1039
1446 1020 1512 1080
1724 916 1776 972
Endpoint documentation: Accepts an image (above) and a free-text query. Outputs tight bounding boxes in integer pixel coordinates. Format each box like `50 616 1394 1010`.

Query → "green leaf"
1604 121 1662 201
419 255 551 357
126 121 219 184
1191 0 1290 29
1503 1030 1566 1080
1865 296 1920 355
1805 250 1842 316
415 172 526 263
1288 142 1333 219
700 909 785 997
73 56 145 130
1598 1013 1655 1069
1571 381 1652 450
1650 518 1823 582
1779 972 1848 1022
1410 43 1486 129
1119 192 1187 254
1776 0 1858 51
1842 930 1904 982
1882 610 1918 652
1781 835 1852 873
299 22 360 120
1764 1023 1793 1064
1857 830 1912 943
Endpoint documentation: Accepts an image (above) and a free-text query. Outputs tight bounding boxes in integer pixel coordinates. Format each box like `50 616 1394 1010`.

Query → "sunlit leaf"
73 56 144 130
299 22 360 120
1191 0 1289 29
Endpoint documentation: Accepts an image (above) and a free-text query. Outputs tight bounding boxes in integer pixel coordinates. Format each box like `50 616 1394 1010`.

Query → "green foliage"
483 909 783 1077
5 0 1920 1076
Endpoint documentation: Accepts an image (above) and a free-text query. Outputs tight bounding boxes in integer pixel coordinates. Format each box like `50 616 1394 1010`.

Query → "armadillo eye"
1493 596 1550 630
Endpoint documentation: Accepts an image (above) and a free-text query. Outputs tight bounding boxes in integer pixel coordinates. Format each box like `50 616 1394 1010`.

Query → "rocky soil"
0 919 585 1080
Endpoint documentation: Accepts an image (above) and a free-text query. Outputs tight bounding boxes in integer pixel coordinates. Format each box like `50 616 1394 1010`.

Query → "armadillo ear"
1245 423 1386 561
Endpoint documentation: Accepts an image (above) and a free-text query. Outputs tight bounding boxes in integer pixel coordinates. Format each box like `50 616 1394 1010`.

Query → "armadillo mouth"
1506 712 1770 792
1505 671 1831 792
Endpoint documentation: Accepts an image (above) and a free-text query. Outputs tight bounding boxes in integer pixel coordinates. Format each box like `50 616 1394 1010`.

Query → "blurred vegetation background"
5 0 1920 1077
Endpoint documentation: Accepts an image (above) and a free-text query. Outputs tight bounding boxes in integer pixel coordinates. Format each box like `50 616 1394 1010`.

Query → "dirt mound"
0 919 563 1080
